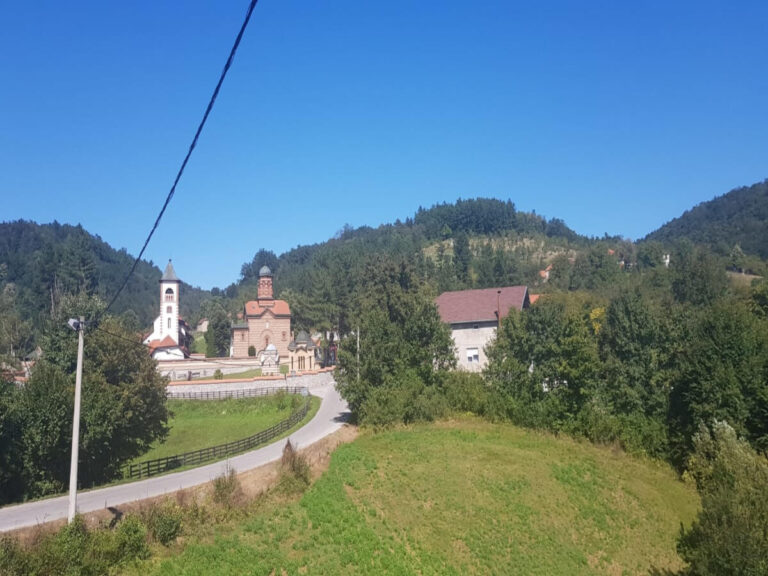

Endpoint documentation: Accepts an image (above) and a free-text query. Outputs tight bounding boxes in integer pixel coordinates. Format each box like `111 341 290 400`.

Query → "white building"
435 285 530 371
143 260 190 360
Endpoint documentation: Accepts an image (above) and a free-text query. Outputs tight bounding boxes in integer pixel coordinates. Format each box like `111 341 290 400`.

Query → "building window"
282 331 286 341
241 332 245 341
473 324 479 329
265 336 270 348
167 318 172 329
166 306 172 314
165 288 174 302
298 356 305 371
466 348 479 363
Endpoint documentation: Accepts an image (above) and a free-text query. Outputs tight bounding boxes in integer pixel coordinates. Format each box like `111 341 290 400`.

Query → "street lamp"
67 317 85 523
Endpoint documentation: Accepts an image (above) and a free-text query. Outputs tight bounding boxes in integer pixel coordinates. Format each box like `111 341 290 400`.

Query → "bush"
115 515 150 559
0 536 29 575
281 439 311 485
212 466 242 508
213 369 223 380
142 503 182 546
442 371 489 415
247 345 256 357
677 422 768 575
279 365 289 375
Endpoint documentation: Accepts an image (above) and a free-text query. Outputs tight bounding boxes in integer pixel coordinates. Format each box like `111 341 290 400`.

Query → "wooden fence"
123 390 311 479
166 385 309 401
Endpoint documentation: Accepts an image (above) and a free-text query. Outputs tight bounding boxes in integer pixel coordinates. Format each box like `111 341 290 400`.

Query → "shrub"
212 466 242 508
213 369 224 380
279 365 289 375
0 536 29 575
247 345 256 357
677 422 768 575
442 371 489 415
281 439 310 485
143 503 182 546
115 515 150 559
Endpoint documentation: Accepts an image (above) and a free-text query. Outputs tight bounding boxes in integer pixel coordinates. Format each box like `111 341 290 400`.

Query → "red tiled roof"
435 286 529 324
244 299 291 317
147 335 178 351
529 294 541 304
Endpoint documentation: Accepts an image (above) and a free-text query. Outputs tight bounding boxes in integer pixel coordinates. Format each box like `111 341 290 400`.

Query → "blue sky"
1 1 766 289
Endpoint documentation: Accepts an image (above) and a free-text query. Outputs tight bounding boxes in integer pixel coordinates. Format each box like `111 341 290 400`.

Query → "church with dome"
230 266 292 364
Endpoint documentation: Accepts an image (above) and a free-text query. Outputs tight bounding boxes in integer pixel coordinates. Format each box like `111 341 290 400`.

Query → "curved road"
0 384 349 533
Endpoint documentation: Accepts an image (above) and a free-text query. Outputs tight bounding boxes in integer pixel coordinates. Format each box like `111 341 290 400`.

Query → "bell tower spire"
160 260 181 344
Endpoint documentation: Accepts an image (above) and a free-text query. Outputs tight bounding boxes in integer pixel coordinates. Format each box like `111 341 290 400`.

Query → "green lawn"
124 418 699 575
130 394 310 464
190 368 263 380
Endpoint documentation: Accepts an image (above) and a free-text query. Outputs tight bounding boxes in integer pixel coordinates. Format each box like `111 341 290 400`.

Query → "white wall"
450 321 497 371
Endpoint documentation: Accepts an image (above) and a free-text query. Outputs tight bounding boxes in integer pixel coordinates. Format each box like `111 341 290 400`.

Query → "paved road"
0 384 349 533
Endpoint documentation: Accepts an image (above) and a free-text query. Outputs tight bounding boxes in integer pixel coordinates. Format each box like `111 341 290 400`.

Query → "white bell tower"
160 260 180 344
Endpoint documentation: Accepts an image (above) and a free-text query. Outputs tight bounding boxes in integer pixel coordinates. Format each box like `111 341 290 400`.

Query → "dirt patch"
6 425 358 544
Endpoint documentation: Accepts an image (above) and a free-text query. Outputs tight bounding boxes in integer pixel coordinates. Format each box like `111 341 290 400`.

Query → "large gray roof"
161 260 180 282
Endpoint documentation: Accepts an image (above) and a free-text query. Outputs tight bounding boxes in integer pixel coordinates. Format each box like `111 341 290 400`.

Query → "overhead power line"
100 0 261 320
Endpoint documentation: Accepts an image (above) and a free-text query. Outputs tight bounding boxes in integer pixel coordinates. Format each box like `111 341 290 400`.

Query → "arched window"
165 288 174 302
265 336 270 348
167 318 171 329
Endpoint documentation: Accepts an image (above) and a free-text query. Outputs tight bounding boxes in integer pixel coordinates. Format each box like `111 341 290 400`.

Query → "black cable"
98 0 260 322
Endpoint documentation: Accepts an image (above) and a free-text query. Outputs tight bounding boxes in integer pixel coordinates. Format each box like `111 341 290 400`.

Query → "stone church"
230 266 291 363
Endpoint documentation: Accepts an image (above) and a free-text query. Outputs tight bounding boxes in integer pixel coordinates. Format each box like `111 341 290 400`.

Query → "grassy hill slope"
126 419 698 575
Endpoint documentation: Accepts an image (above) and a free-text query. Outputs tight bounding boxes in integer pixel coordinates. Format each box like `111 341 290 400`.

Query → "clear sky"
1 1 766 289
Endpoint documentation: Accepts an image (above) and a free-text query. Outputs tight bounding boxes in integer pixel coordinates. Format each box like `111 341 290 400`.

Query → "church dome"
258 265 272 277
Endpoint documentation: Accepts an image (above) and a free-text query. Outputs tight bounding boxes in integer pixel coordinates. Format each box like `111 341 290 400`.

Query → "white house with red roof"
435 285 530 371
142 260 190 360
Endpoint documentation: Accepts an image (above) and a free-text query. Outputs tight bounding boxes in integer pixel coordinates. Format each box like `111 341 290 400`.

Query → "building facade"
231 266 292 363
143 260 190 360
435 285 530 371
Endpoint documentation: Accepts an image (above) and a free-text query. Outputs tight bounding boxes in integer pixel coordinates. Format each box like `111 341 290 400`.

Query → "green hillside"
645 179 768 261
124 419 699 575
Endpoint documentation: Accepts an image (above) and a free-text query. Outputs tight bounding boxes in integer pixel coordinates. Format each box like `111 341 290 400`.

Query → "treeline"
213 199 590 337
646 178 768 263
0 220 210 357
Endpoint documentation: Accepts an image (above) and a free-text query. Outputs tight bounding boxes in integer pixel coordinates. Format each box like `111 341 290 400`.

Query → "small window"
466 348 479 363
165 288 174 302
166 306 172 314
282 331 287 341
298 356 305 371
167 318 171 329
241 332 245 341
473 324 479 329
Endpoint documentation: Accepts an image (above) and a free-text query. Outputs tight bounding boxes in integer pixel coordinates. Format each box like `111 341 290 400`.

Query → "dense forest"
646 179 768 265
0 220 210 357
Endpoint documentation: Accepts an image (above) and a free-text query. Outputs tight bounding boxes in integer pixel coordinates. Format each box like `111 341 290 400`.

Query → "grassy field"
130 394 312 463
124 418 699 575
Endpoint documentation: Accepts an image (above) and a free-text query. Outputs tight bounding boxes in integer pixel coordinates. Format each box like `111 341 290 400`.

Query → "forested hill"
0 220 209 330
228 198 601 334
645 179 768 259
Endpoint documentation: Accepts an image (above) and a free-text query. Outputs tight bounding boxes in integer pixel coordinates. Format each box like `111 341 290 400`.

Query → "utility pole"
67 317 85 523
497 290 502 331
356 326 360 383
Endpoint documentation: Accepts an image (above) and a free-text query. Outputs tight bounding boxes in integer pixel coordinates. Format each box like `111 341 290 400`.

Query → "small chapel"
143 260 191 360
230 266 292 364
